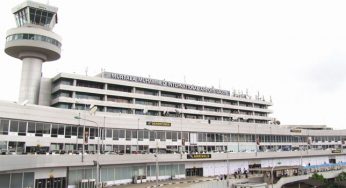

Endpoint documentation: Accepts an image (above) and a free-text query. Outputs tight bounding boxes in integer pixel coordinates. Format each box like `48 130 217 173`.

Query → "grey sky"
1 0 345 129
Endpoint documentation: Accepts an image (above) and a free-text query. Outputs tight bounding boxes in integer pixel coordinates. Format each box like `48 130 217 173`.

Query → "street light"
175 109 183 155
271 161 281 188
292 136 303 167
237 124 240 153
74 115 100 188
137 118 139 154
144 127 159 187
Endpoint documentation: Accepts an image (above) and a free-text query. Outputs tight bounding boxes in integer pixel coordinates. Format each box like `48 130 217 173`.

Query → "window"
135 99 158 106
18 121 27 136
207 133 215 142
113 129 119 140
172 132 177 141
106 129 112 138
35 123 43 136
28 122 35 133
107 107 132 114
52 124 58 137
161 91 181 98
89 128 96 139
149 131 155 141
77 127 83 138
76 92 103 101
0 119 9 135
43 123 50 134
132 130 137 139
157 131 165 141
77 80 103 89
166 131 172 140
72 126 77 136
58 125 65 135
182 132 189 142
126 130 131 140
10 120 19 132
138 130 144 141
65 125 72 138
119 130 125 138
135 88 158 96
108 84 132 92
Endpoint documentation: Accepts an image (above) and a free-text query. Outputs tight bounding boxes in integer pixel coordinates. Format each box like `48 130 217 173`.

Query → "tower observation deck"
4 1 61 104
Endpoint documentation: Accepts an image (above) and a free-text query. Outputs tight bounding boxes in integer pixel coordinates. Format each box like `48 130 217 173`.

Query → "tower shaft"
19 57 43 104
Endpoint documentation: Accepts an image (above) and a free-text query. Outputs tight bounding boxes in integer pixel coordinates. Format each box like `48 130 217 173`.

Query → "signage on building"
187 154 211 159
105 72 230 96
332 149 342 153
290 129 302 133
146 121 171 127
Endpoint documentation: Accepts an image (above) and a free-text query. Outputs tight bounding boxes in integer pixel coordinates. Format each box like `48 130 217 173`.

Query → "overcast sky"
1 0 345 129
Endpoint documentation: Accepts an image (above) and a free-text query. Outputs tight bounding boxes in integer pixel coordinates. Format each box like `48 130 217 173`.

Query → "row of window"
6 33 61 47
1 118 344 144
53 102 268 123
52 78 269 109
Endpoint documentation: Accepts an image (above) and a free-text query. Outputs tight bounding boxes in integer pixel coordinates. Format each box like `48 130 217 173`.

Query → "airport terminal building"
1 1 346 188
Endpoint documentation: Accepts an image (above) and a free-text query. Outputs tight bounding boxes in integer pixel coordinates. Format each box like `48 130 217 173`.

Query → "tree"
310 173 325 182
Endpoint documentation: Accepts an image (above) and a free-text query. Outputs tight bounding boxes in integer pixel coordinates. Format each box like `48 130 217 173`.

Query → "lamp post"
227 149 229 186
155 152 159 187
270 126 272 151
237 124 240 153
137 118 139 153
271 161 281 188
74 116 100 188
145 127 159 187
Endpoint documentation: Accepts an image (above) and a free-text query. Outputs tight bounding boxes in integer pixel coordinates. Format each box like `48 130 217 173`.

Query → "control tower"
4 1 61 104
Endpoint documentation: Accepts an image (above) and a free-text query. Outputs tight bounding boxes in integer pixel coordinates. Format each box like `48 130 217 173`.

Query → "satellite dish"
89 105 98 115
143 109 148 114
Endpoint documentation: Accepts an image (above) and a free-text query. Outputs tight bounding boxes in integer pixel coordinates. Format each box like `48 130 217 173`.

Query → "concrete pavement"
109 176 220 188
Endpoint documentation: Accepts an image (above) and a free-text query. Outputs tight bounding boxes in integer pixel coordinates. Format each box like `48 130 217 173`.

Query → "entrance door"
35 177 66 188
186 168 203 176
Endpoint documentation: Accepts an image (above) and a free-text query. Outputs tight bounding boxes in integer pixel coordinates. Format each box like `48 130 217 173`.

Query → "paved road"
109 177 220 188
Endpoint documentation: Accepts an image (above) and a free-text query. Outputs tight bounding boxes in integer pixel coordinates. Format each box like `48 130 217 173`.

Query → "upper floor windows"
76 80 104 89
108 96 132 104
204 97 221 104
75 92 103 101
52 78 73 87
51 90 72 99
108 84 132 93
161 101 181 108
161 91 181 99
184 95 202 101
135 88 158 96
135 99 158 106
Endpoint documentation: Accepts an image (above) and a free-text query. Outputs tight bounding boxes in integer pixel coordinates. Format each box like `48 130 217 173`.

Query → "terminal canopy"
13 1 58 29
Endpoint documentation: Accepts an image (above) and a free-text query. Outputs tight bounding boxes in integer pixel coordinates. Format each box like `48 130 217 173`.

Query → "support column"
18 57 43 104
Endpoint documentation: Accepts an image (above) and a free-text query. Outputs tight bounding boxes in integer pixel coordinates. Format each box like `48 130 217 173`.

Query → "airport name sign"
146 121 171 127
187 154 212 159
107 73 230 96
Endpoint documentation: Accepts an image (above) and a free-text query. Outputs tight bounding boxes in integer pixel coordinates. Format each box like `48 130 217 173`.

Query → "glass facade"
6 33 61 47
14 7 55 28
0 117 343 154
0 172 34 188
68 164 185 186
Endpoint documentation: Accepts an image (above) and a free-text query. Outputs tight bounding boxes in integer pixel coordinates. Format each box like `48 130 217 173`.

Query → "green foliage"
310 173 325 182
335 171 346 181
